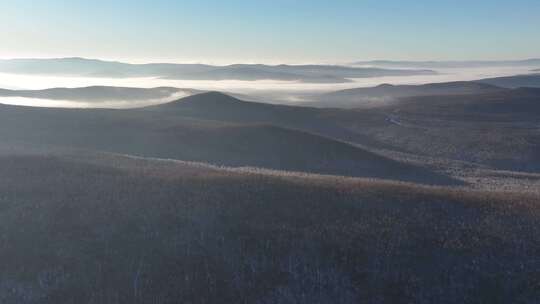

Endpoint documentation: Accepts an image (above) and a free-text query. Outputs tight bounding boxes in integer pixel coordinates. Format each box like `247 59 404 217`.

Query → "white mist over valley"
0 59 537 108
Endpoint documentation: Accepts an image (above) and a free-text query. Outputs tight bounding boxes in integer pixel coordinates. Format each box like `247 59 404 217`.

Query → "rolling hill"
1 82 539 304
476 73 540 88
307 81 505 108
0 57 436 83
0 92 456 185
0 150 538 303
142 90 540 173
1 87 538 179
342 88 540 172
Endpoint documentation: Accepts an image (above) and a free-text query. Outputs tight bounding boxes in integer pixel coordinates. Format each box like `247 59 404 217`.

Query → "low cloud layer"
0 90 192 109
0 65 537 108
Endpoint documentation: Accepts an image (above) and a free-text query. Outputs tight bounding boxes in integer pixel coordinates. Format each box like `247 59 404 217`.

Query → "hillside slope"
308 81 505 108
0 152 538 304
342 88 540 172
0 96 456 185
146 90 540 172
476 74 540 88
2 88 539 176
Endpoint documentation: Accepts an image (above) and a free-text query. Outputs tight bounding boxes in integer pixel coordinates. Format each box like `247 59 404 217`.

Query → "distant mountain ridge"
0 57 436 83
353 59 540 68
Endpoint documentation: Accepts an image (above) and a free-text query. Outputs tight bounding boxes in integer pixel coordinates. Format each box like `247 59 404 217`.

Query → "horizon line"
1 56 539 66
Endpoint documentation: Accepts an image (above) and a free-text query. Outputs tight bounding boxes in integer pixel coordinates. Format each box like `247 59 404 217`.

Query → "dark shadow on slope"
0 101 461 185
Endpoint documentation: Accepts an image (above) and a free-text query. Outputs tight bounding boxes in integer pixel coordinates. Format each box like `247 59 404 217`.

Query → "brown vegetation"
0 153 538 303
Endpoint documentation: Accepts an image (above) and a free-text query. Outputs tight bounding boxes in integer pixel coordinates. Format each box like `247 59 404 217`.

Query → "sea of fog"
0 66 536 108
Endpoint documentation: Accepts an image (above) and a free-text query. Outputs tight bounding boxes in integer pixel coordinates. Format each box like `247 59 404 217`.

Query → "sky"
1 0 539 64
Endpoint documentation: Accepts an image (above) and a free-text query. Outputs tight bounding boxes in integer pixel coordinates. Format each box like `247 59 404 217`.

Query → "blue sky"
1 0 539 63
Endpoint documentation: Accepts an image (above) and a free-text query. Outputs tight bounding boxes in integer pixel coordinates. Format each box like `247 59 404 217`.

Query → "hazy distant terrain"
476 73 540 88
3 74 538 110
0 58 436 83
0 86 191 102
304 74 540 109
1 66 540 304
353 59 540 68
0 58 537 107
307 81 505 108
0 86 198 108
